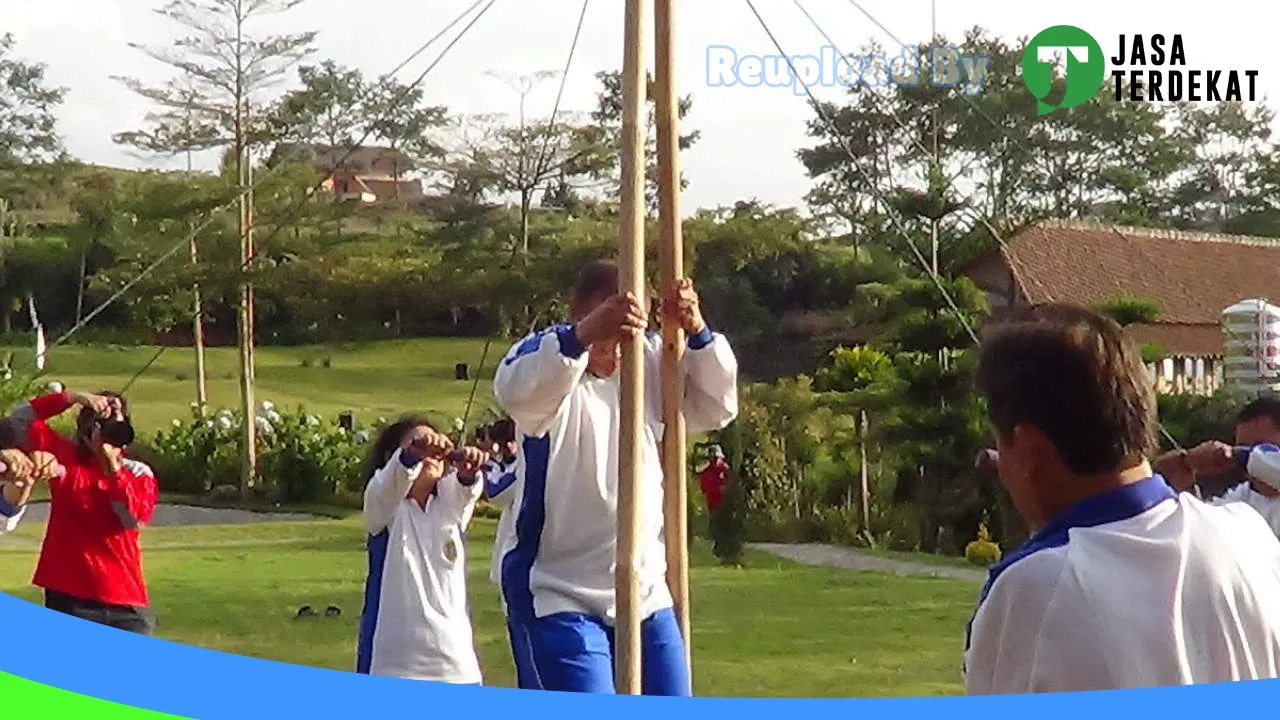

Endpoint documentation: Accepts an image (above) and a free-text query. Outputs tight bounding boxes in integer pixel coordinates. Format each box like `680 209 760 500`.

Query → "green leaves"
0 34 66 166
1093 295 1161 327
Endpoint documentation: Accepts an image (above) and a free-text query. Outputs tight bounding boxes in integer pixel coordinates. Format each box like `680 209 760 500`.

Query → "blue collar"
980 475 1175 604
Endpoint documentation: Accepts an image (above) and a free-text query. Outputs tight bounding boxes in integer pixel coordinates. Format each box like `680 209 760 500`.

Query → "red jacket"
23 392 157 608
699 459 730 512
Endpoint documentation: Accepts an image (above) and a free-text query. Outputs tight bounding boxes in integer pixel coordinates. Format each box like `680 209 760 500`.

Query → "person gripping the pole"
1155 397 1280 537
492 259 739 695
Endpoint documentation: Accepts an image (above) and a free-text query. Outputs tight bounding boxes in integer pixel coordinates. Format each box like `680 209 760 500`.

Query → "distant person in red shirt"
7 389 158 634
698 445 730 515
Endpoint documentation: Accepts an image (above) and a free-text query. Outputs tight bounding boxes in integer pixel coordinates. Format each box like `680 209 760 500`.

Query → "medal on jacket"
444 537 458 563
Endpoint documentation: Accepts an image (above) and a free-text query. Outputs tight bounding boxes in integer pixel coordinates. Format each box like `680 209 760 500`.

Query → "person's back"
1215 480 1280 537
966 302 1280 695
967 488 1280 693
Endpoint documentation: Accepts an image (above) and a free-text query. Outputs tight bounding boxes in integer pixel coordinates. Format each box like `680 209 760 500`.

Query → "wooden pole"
615 0 649 696
654 0 691 691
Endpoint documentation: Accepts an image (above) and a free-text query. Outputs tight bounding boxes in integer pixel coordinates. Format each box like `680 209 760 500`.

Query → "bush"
1156 392 1239 450
147 401 371 503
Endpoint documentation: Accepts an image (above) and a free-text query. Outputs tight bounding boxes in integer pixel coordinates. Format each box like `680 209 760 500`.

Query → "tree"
114 0 317 498
272 61 370 148
815 345 899 532
67 173 126 324
798 30 1206 264
866 276 992 553
0 34 69 221
437 74 610 256
113 0 317 158
1168 102 1277 232
364 76 449 193
0 34 67 167
590 70 699 209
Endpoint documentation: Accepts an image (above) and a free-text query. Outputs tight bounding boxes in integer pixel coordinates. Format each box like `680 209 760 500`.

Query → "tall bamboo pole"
615 0 650 696
654 0 691 690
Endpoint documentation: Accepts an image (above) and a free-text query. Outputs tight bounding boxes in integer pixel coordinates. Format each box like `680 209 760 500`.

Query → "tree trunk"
75 249 87 323
234 74 257 500
191 236 207 410
859 410 870 532
917 466 941 553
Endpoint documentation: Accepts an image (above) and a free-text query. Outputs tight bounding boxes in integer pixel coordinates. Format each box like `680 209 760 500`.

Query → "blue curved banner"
0 590 1269 717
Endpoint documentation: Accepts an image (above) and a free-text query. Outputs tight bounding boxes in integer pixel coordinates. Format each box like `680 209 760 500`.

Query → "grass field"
0 515 977 698
6 338 495 431
0 337 980 697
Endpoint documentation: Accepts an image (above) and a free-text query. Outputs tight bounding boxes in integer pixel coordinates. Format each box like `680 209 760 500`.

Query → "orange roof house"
964 220 1280 394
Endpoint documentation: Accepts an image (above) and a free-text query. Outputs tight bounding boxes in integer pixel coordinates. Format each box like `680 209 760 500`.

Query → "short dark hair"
1238 397 1280 428
489 417 516 444
364 414 439 479
75 390 131 440
573 260 619 309
975 303 1155 475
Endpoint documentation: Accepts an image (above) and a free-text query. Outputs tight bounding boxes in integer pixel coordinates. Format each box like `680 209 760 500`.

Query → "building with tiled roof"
964 219 1280 394
271 143 423 203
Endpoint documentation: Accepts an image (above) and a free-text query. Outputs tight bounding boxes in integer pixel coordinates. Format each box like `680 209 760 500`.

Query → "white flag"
34 324 46 371
27 294 45 371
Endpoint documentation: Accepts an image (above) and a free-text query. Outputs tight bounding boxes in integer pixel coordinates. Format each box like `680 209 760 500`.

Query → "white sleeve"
436 470 484 528
964 551 1067 695
1212 482 1253 506
493 327 589 437
362 450 419 534
0 504 25 534
1246 445 1280 492
681 329 740 434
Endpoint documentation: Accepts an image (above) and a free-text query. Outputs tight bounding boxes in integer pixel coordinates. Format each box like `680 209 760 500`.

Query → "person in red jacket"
7 389 158 634
698 445 730 515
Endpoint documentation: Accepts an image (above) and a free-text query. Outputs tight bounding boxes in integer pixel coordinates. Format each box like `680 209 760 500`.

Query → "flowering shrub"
145 401 373 504
964 521 1003 568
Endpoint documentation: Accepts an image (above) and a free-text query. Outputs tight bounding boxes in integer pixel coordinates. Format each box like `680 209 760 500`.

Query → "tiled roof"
1002 220 1280 324
273 143 416 172
983 220 1280 356
1124 323 1222 357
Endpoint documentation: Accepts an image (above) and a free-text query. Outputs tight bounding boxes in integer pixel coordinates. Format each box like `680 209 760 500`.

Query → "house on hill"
271 143 422 203
964 219 1280 395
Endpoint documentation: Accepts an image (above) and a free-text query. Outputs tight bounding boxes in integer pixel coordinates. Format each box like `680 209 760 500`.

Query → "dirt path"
11 502 317 527
0 503 322 551
749 542 986 582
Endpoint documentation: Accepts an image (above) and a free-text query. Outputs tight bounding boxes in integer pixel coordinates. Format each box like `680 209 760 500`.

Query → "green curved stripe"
0 670 191 718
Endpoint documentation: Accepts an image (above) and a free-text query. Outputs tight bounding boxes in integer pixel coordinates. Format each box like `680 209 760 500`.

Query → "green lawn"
0 337 980 696
7 338 495 431
0 516 977 698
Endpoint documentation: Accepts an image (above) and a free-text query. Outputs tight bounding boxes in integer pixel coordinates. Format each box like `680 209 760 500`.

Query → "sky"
3 0 1275 213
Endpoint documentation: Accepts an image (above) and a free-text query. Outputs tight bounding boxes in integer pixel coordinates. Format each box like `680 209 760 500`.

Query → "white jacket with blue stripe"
493 325 738 625
1209 444 1280 537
